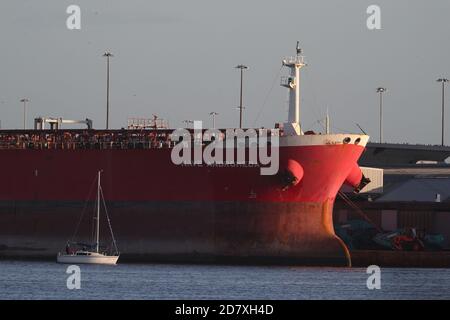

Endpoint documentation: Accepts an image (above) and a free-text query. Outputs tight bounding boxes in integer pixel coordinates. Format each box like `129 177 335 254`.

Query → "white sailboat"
57 171 120 265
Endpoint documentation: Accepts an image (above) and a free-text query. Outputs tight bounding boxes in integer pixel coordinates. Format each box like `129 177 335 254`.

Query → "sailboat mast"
96 170 100 253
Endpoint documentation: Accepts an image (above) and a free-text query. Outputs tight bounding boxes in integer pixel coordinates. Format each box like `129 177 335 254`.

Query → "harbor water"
0 260 449 300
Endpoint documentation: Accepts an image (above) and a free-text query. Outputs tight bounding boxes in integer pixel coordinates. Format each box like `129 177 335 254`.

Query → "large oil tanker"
0 45 369 266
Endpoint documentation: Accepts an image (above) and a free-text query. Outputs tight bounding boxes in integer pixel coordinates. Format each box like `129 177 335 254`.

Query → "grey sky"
0 0 449 145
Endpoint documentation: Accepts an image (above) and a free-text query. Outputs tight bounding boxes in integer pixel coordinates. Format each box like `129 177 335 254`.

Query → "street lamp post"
209 112 218 129
376 87 387 143
437 78 449 146
235 65 248 129
103 51 113 129
20 98 30 130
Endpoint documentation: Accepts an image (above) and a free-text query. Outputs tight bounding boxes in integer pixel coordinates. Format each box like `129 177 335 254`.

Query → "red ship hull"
0 132 368 266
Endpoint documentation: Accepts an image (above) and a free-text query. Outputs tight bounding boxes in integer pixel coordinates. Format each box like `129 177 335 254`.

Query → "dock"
351 250 450 268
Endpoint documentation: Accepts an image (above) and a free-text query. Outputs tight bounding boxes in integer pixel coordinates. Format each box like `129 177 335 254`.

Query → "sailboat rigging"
57 170 119 265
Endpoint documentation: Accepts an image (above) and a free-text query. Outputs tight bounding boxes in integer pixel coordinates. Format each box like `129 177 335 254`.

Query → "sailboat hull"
56 253 119 265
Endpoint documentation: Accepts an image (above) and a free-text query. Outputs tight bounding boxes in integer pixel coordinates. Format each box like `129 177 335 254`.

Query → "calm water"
0 260 449 300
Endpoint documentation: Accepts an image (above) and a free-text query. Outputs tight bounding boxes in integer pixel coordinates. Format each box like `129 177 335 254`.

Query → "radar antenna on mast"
296 41 302 56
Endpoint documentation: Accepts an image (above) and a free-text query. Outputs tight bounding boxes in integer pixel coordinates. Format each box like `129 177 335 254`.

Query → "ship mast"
96 170 101 253
325 108 330 135
281 41 307 135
